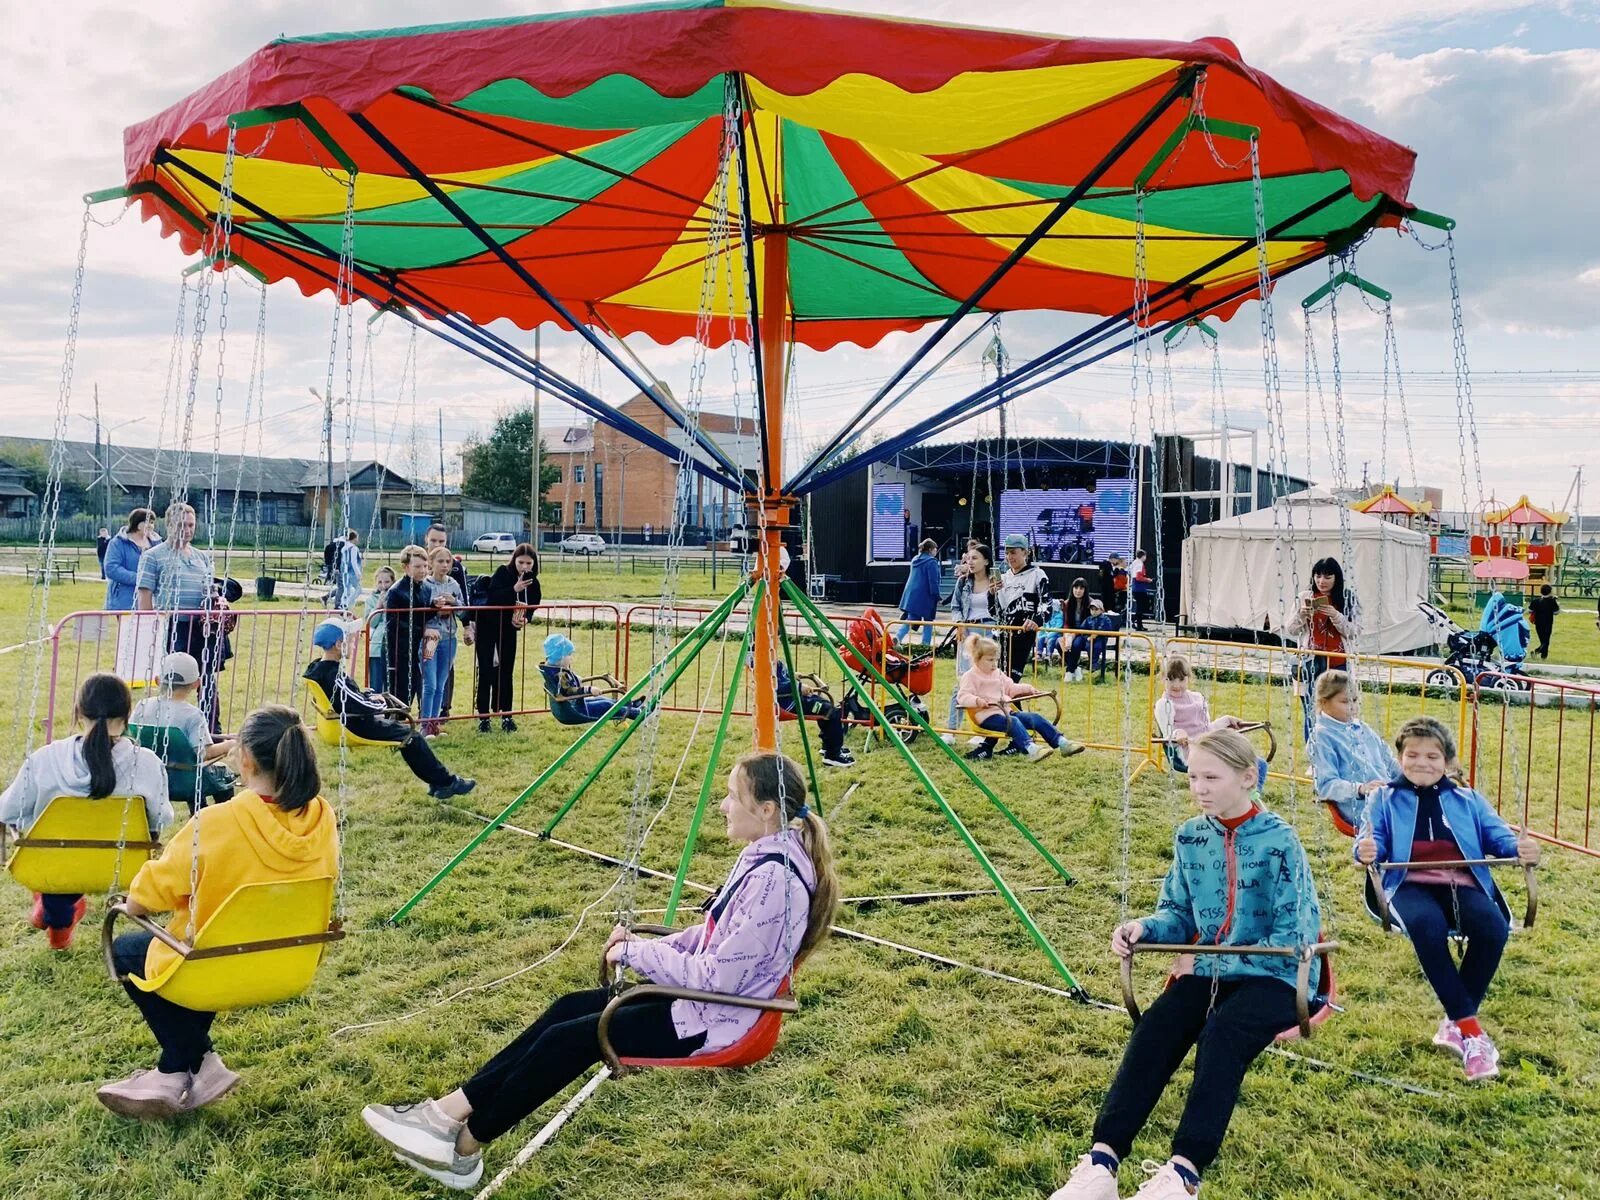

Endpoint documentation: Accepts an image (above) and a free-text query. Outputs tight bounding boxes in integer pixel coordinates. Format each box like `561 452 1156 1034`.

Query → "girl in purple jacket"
362 752 839 1190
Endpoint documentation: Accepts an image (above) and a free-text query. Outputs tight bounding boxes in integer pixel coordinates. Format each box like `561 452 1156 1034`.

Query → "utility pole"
438 409 447 529
94 385 105 526
531 327 541 549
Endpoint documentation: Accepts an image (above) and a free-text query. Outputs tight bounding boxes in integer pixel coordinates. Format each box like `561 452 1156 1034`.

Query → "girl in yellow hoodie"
97 705 339 1120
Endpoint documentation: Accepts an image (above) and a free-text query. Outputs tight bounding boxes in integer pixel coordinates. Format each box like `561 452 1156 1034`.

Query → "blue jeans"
419 637 458 722
367 653 387 693
897 621 933 646
1389 882 1508 1021
979 709 1063 752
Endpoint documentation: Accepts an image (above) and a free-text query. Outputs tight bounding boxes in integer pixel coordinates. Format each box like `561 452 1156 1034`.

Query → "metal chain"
14 205 91 760
147 276 189 506
1385 304 1419 491
1447 230 1486 515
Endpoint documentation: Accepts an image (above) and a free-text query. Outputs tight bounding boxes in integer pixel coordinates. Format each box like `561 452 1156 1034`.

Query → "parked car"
559 533 607 555
472 532 518 553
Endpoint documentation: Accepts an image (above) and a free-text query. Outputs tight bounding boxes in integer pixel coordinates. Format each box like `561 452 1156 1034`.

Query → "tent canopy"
1182 493 1433 654
118 0 1418 349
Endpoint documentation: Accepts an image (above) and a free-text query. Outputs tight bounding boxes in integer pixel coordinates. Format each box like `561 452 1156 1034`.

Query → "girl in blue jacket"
1356 716 1539 1083
1309 669 1398 829
1053 729 1321 1200
896 538 942 646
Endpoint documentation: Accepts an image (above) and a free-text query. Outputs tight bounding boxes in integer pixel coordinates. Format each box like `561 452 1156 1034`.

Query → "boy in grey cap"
130 652 236 767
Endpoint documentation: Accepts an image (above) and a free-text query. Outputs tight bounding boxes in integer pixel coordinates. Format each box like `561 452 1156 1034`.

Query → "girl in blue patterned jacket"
1052 729 1321 1200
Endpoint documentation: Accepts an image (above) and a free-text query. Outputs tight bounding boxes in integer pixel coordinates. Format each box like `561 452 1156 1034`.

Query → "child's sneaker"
997 745 1028 757
1463 1034 1500 1082
45 896 89 950
965 745 994 761
1026 743 1055 762
1058 739 1087 757
1431 1018 1466 1060
1049 1154 1120 1200
823 749 857 768
29 894 46 930
391 1146 484 1191
1132 1161 1199 1197
939 733 955 746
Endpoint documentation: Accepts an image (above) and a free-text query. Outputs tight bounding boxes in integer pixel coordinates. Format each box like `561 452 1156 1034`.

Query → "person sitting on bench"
538 634 642 724
303 621 476 801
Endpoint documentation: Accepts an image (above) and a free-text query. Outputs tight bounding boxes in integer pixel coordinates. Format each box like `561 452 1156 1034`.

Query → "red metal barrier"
1470 671 1600 858
45 603 622 736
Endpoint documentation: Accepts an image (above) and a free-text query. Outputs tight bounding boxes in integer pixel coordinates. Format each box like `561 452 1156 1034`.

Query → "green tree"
460 408 561 518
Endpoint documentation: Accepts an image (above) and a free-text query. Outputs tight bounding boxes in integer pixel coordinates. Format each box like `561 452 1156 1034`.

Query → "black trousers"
794 693 846 758
1389 882 1508 1021
345 714 455 788
1533 620 1553 658
1004 629 1036 683
39 892 82 929
475 631 518 716
1094 974 1298 1173
461 987 704 1144
114 931 215 1074
388 644 421 709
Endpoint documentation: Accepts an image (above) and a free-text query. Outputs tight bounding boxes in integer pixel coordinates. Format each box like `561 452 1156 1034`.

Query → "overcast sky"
2 1 1596 515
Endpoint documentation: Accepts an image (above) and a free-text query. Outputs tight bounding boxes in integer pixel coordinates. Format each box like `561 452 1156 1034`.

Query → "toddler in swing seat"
1050 729 1322 1200
1308 669 1398 831
1356 716 1539 1083
955 634 1084 761
1152 655 1264 788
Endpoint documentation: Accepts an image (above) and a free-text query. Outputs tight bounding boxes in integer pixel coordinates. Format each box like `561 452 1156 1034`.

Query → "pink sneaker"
1431 1018 1466 1060
1462 1034 1500 1082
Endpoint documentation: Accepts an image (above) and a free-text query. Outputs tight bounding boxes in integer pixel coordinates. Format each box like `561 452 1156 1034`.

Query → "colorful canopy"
1352 485 1427 516
120 1 1418 350
1484 496 1566 527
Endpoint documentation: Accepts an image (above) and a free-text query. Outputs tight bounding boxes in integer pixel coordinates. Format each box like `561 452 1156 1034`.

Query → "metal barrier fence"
1470 671 1600 859
44 604 622 737
1161 638 1470 784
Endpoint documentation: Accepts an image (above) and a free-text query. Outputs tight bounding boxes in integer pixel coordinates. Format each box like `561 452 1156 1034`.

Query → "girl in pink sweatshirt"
956 634 1085 762
362 753 839 1191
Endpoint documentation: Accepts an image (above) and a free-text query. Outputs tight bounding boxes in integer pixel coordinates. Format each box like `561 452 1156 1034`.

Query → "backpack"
468 574 492 606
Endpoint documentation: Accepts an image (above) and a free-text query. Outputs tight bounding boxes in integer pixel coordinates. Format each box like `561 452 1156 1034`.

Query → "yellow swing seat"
4 795 158 894
303 678 395 748
102 875 344 1012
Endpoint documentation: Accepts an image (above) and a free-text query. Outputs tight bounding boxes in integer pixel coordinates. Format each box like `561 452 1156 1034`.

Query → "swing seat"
1324 800 1359 838
1121 937 1340 1042
1156 722 1274 789
4 795 158 894
102 876 343 1012
303 679 393 748
961 689 1064 741
1363 859 1537 936
540 663 629 726
128 724 236 811
597 924 799 1076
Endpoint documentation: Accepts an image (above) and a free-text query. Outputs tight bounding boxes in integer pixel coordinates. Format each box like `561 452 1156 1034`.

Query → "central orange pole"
752 232 789 751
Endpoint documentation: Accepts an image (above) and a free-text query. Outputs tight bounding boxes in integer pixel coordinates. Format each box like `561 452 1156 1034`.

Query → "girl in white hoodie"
1 673 172 949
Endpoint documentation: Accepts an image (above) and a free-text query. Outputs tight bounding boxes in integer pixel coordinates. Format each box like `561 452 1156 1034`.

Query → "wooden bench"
32 562 77 584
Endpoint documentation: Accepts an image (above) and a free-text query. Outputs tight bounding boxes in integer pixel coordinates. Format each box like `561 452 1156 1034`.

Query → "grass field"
2 575 1599 1199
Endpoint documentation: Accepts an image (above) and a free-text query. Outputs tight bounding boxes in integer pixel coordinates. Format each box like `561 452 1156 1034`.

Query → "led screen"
997 479 1136 564
870 482 907 560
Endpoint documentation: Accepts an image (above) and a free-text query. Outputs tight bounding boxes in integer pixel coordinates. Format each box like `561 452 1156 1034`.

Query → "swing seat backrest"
618 978 794 1071
302 679 391 748
122 876 340 1012
128 723 232 810
6 795 157 894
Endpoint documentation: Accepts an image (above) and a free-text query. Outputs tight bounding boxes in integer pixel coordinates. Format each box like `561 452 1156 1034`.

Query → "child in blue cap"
538 634 642 723
303 620 475 800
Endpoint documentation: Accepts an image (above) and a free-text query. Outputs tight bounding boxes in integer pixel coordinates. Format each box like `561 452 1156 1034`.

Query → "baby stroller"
839 607 933 746
1417 601 1529 691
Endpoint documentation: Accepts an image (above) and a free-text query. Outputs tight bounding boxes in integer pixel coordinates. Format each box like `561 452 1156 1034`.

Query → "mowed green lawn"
1 575 1599 1199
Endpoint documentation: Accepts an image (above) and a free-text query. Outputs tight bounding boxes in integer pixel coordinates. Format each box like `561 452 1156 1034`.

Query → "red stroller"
839 607 934 745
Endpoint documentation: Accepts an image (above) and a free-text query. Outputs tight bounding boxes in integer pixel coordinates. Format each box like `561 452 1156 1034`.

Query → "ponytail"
237 704 321 811
74 673 132 798
732 752 840 963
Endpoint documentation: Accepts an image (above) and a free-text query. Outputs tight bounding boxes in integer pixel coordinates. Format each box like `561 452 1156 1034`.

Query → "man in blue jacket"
896 538 941 646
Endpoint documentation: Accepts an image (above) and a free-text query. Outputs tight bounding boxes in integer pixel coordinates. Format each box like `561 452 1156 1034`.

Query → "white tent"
1181 492 1433 654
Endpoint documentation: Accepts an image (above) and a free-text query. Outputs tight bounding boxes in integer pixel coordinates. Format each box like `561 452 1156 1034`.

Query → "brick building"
544 392 760 538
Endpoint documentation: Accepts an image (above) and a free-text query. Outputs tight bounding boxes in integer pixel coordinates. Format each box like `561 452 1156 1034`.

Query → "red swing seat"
616 979 793 1070
1324 800 1358 838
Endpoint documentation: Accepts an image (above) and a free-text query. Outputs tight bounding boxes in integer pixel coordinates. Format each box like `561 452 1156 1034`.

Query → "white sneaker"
1049 1154 1120 1200
1133 1160 1199 1197
967 736 987 748
392 1147 485 1191
362 1099 461 1169
1027 743 1055 762
940 733 955 746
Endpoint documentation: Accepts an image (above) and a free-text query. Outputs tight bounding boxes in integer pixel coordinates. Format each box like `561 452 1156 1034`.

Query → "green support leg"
389 585 745 924
784 579 1085 996
776 610 824 812
664 584 763 924
783 581 1075 885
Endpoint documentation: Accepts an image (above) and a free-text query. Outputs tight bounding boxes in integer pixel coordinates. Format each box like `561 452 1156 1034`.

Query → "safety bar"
1120 939 1339 1040
101 898 345 983
1152 720 1276 763
1364 859 1537 931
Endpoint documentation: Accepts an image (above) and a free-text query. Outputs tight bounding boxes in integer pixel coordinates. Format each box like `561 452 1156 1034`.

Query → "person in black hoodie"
384 546 431 709
476 543 540 731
